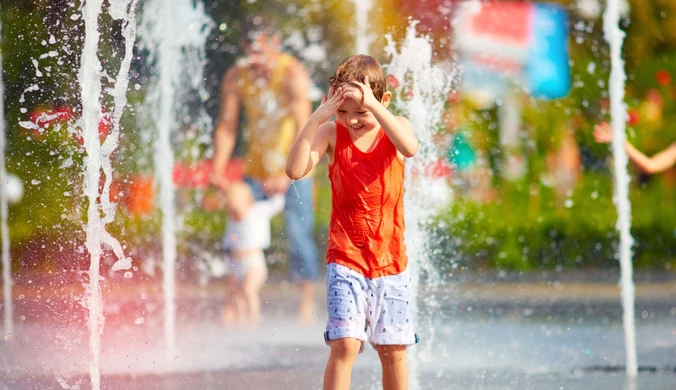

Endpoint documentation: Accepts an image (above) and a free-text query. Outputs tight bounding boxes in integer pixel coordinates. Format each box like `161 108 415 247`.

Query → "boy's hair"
329 55 387 102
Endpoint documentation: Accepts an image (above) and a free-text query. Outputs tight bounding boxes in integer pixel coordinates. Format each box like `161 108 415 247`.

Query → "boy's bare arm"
286 87 344 179
211 67 241 188
286 120 332 180
344 76 418 158
370 106 418 158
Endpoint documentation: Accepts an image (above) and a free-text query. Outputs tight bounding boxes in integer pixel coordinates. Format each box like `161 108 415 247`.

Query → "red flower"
627 109 640 126
447 90 460 104
29 106 73 128
386 74 400 89
25 106 73 140
73 112 113 145
656 70 671 86
98 112 112 139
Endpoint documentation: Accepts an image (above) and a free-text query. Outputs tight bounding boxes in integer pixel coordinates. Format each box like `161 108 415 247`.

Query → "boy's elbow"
402 141 418 158
285 166 303 180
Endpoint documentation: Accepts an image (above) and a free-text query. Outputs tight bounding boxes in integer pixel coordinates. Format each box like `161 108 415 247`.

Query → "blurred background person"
210 17 320 323
594 121 676 174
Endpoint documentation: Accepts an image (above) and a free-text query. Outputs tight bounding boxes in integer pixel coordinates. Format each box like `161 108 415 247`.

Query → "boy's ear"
381 91 392 108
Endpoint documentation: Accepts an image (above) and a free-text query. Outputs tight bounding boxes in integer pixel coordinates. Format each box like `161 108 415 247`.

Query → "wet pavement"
1 274 675 389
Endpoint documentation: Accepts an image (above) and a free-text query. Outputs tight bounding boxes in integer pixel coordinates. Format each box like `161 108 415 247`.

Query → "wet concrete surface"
1 274 675 389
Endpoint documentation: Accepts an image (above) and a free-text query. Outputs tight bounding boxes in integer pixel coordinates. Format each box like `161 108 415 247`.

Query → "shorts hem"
324 329 368 353
369 333 418 347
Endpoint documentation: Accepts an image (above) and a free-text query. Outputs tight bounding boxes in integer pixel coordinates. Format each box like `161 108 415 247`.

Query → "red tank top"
327 122 408 278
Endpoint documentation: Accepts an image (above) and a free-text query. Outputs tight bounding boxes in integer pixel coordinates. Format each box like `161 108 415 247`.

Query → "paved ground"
1 272 675 389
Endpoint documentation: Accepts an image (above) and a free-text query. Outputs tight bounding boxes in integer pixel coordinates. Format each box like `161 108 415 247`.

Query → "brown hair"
329 55 387 102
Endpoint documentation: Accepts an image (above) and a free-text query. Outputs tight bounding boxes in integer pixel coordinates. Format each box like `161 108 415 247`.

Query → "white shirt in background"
222 194 285 251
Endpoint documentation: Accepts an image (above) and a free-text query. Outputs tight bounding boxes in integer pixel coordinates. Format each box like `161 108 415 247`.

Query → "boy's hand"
342 76 378 109
311 86 344 124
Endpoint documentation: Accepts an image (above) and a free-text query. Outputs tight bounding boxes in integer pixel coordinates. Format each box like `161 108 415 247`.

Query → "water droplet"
134 317 145 325
124 271 133 279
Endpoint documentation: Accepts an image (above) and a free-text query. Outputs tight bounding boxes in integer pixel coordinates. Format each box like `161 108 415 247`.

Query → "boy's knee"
375 344 407 362
329 338 362 360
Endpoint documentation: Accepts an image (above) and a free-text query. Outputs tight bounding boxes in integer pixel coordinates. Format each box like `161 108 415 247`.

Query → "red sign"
172 158 245 189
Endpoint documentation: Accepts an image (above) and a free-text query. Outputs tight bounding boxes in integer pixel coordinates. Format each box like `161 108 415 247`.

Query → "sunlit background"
0 0 674 389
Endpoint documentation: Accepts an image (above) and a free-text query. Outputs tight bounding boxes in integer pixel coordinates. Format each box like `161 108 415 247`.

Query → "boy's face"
335 91 391 133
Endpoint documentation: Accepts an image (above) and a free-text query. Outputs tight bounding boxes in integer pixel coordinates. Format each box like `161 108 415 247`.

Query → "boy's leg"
323 338 361 390
367 269 417 389
284 178 320 322
376 345 408 390
323 263 369 390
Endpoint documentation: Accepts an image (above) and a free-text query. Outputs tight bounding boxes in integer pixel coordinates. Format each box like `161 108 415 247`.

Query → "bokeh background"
1 0 674 287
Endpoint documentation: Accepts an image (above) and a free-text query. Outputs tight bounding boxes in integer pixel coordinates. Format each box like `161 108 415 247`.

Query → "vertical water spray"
352 0 373 54
78 0 137 388
138 0 213 359
0 18 11 339
385 23 454 389
602 0 637 378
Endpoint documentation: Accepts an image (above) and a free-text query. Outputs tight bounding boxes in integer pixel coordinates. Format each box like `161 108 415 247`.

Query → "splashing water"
78 0 137 388
0 19 11 340
352 0 373 54
385 22 455 389
138 0 213 360
603 0 637 378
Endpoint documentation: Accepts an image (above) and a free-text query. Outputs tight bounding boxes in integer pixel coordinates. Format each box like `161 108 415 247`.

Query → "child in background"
594 121 676 174
286 54 419 390
221 181 284 326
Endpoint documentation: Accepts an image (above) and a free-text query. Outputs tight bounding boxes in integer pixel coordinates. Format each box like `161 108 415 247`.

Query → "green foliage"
435 172 676 271
2 0 676 277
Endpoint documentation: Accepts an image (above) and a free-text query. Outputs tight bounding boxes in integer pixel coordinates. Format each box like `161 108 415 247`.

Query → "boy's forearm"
286 118 322 179
369 104 418 157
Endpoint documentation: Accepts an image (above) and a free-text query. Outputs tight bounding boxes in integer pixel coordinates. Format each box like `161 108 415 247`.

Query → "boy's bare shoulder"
318 121 338 136
395 115 411 124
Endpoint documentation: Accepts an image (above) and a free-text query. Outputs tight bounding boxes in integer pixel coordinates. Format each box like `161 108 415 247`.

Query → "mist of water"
385 22 455 389
602 0 637 378
78 1 138 388
138 0 213 360
0 19 11 340
353 0 373 54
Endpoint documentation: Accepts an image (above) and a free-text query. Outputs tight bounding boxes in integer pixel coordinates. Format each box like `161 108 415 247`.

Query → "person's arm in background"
594 122 676 174
210 66 241 189
262 60 313 195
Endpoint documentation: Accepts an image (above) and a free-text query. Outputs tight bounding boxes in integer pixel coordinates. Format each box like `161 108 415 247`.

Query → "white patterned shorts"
324 263 418 353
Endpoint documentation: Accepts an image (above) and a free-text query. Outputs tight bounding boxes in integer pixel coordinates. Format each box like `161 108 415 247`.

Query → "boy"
286 54 419 390
221 181 284 327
